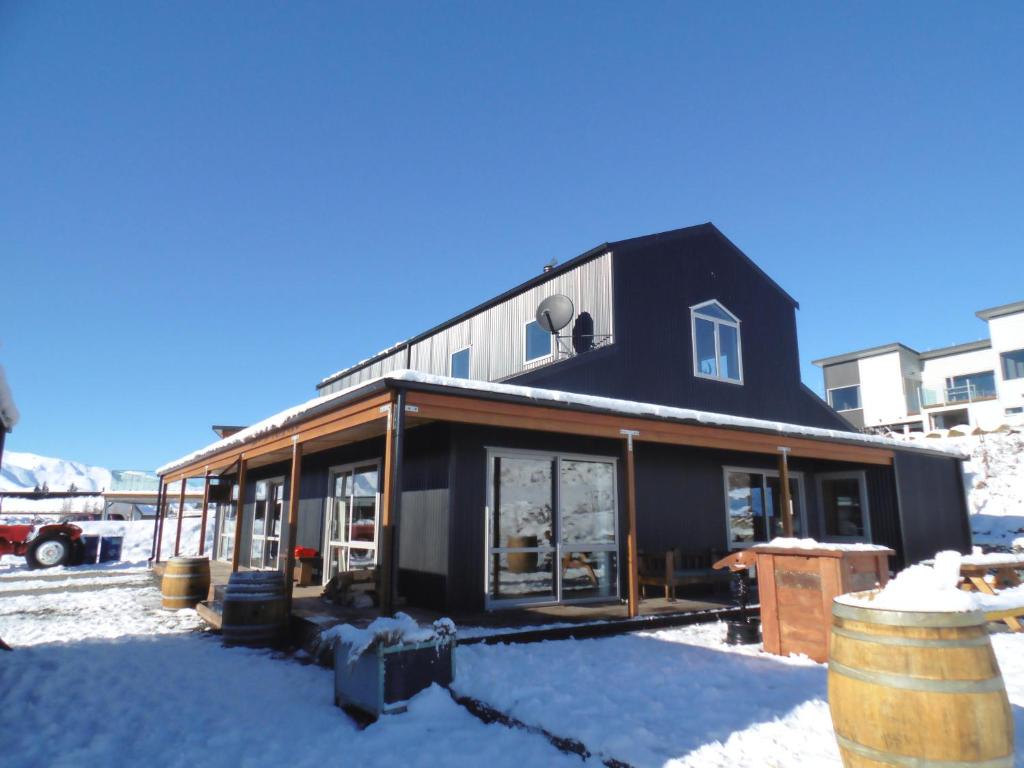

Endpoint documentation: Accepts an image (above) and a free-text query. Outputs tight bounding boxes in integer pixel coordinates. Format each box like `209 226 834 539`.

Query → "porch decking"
186 560 743 646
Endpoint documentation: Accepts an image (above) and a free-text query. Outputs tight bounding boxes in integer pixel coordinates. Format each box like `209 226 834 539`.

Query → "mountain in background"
0 450 113 493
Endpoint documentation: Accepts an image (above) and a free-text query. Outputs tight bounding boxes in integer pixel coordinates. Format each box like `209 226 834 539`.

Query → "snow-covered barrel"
221 571 288 647
161 556 211 610
828 599 1013 767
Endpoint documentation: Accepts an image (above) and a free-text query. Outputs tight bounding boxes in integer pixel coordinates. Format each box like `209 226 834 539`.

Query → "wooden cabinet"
754 545 893 663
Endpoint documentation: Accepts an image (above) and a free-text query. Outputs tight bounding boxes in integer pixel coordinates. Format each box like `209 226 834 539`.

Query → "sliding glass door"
486 450 619 609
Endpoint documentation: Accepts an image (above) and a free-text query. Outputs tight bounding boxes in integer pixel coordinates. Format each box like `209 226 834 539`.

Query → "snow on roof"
0 365 19 431
317 339 410 389
157 369 965 475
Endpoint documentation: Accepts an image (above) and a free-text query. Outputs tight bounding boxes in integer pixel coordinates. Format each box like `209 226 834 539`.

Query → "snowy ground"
0 572 587 768
2 571 1022 768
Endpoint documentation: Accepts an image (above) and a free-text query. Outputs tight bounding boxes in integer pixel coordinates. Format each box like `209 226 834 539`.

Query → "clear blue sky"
2 2 1022 470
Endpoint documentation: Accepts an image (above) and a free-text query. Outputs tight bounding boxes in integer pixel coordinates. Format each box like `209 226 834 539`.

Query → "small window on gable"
691 300 742 384
525 320 552 362
450 347 470 379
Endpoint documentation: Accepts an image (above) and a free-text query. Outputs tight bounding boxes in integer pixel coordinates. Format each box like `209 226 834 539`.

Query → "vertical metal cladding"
321 252 613 393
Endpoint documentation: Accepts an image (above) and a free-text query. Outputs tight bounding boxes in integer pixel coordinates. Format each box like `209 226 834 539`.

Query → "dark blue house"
157 224 971 615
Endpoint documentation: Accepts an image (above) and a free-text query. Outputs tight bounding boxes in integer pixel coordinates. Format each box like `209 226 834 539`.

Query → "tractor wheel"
26 534 73 569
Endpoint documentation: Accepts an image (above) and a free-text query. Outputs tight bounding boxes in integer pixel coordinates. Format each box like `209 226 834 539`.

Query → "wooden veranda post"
778 447 793 538
621 429 640 618
154 481 169 563
231 457 248 573
283 439 303 615
197 472 211 556
379 391 405 617
149 478 165 563
173 477 188 556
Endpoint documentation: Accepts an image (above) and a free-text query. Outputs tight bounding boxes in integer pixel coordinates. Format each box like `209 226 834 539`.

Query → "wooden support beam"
778 447 793 538
149 478 164 563
197 473 212 556
404 391 895 466
231 458 248 573
283 439 303 615
173 478 188 556
154 481 168 563
379 393 405 616
622 429 640 618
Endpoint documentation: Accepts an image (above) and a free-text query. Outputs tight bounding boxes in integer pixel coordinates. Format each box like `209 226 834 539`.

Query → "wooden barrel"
161 556 211 610
828 600 1014 767
506 535 538 573
222 571 288 647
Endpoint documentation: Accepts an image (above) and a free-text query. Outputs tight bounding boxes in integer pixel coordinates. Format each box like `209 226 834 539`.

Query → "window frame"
690 300 744 385
721 465 807 549
484 446 620 610
827 384 862 412
523 319 553 364
1001 349 1024 381
449 345 471 379
817 471 872 543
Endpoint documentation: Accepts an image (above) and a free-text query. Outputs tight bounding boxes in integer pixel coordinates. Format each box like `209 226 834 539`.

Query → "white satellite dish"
536 295 574 333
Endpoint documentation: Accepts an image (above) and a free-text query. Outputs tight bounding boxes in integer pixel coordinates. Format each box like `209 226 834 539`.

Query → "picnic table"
944 553 1024 632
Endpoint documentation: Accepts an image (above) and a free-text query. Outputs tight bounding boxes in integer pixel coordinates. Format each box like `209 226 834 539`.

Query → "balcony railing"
919 383 997 409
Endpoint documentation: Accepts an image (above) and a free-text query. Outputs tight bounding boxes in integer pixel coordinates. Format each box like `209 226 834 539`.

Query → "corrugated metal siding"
893 452 970 565
320 253 613 394
321 351 408 395
509 229 853 430
866 465 903 568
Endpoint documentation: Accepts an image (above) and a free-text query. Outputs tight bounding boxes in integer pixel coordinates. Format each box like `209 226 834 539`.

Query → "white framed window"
690 300 742 384
828 384 861 412
524 320 553 363
723 466 805 547
818 471 871 542
450 346 471 379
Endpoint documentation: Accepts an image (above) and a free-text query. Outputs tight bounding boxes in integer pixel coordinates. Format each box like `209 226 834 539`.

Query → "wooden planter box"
754 545 893 663
334 635 455 719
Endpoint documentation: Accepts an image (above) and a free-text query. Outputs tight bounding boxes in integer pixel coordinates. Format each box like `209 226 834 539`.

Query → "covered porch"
153 371 964 629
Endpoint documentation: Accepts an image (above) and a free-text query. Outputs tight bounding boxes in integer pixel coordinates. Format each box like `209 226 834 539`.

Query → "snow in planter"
318 612 456 666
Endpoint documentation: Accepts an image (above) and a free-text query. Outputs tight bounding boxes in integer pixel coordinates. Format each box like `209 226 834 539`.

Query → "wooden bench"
638 549 730 601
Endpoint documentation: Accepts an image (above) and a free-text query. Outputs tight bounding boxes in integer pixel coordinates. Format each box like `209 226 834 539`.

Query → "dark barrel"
161 556 211 610
221 571 288 647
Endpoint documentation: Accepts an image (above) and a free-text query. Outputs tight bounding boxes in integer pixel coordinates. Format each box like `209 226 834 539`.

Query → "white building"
813 300 1024 432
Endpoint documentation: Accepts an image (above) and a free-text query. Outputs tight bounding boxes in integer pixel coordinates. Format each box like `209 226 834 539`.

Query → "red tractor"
0 522 84 569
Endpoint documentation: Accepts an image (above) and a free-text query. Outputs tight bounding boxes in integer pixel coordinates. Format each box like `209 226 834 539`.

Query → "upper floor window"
450 347 470 379
828 384 861 412
691 301 742 384
1002 349 1024 381
525 320 552 363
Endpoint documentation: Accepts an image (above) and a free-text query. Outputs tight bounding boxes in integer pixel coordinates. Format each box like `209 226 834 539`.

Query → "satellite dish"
536 294 574 333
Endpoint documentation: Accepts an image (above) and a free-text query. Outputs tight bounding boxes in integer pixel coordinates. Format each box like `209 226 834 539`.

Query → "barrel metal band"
831 625 992 649
835 734 1013 768
833 602 984 628
162 573 209 580
829 660 1005 694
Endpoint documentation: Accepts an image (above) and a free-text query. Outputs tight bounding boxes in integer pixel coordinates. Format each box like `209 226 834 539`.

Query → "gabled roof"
318 223 799 390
